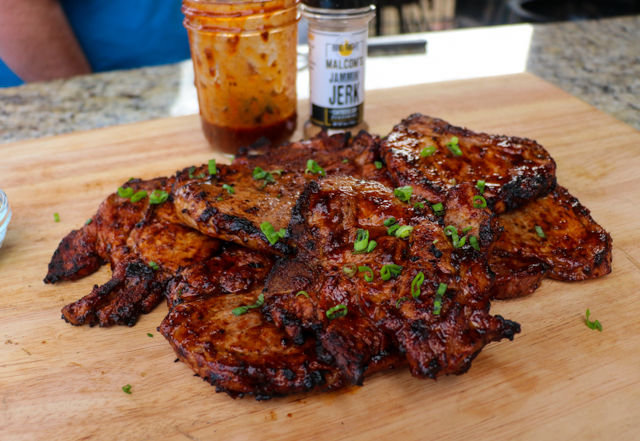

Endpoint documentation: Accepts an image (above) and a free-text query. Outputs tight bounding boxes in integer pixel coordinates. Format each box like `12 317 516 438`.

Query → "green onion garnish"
222 184 235 194
420 145 436 157
260 222 286 245
147 333 153 337
535 225 546 238
394 225 414 239
411 272 425 298
253 167 283 188
358 266 374 282
394 186 413 202
117 187 134 198
231 293 265 316
433 283 447 315
148 261 159 271
296 291 310 298
387 224 401 236
54 213 60 222
431 202 444 215
374 161 383 169
129 177 135 181
305 159 326 176
85 219 92 225
149 190 169 205
343 263 357 277
122 384 132 394
380 264 403 281
131 190 147 203
462 226 472 235
354 229 370 252
209 159 217 175
188 166 196 179
473 195 487 209
383 217 396 227
414 202 424 209
444 226 466 248
585 309 603 332
342 158 349 164
216 197 224 201
326 304 348 320
476 180 485 195
446 136 462 156
396 297 408 308
469 235 480 251
366 240 377 253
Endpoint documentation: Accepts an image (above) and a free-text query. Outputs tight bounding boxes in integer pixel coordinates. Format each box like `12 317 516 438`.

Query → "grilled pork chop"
489 185 612 299
174 131 390 255
50 176 220 326
380 114 557 213
265 176 520 384
160 243 403 399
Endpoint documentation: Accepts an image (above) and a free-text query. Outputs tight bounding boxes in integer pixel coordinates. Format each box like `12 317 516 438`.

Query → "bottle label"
308 28 367 128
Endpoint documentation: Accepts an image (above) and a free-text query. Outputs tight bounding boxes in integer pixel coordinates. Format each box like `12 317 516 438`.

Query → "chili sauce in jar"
183 0 300 153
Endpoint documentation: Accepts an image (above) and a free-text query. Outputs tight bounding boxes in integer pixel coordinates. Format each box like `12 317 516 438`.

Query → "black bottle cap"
302 0 373 9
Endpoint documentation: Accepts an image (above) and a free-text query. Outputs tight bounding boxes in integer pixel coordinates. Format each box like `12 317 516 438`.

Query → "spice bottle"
301 0 375 139
182 0 300 153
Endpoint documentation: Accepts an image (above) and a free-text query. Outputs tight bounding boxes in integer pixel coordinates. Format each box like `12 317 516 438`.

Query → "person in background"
0 0 189 88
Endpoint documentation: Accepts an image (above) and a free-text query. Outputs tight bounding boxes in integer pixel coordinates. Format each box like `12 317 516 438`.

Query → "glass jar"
183 0 300 153
301 1 375 139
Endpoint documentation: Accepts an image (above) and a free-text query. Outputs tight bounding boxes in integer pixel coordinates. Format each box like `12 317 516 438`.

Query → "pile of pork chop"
45 114 612 400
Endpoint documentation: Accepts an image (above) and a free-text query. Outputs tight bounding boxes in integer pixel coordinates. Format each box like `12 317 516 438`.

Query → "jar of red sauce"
182 0 300 153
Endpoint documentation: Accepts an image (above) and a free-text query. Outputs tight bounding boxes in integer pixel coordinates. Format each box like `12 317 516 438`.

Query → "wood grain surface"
1 73 639 441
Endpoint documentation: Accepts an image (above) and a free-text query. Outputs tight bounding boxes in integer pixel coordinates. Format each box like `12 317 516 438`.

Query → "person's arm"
0 0 92 83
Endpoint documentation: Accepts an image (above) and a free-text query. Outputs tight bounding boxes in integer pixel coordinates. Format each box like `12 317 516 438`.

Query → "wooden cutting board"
2 72 639 441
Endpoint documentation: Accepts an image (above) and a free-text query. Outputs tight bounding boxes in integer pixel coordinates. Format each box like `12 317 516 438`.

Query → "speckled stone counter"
1 15 638 144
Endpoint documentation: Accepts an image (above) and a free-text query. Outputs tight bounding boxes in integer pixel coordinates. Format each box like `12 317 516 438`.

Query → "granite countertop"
0 15 638 144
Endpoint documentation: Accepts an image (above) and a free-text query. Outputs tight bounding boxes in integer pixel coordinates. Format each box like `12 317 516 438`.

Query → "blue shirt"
0 0 189 88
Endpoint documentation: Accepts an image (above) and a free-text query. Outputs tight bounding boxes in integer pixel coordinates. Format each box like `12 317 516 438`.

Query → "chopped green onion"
342 158 349 164
188 166 196 179
305 159 326 176
585 309 603 332
147 333 153 338
411 272 425 298
358 266 374 282
343 263 357 277
469 235 480 251
462 226 472 235
444 225 466 248
433 239 439 244
433 283 447 315
253 167 268 180
446 136 462 156
117 187 134 198
383 217 396 227
296 291 310 299
380 264 403 281
216 197 224 201
129 177 135 181
326 304 348 320
476 180 485 195
208 159 217 175
457 236 467 247
196 173 206 179
396 297 408 308
395 225 414 239
231 293 265 316
431 202 444 215
387 224 401 236
420 145 436 157
535 225 546 238
260 222 286 245
374 161 383 169
122 384 132 394
222 184 235 194
131 190 147 203
85 219 92 225
149 190 169 205
354 229 370 252
414 202 425 209
54 213 60 223
366 240 377 253
394 186 413 202
473 195 487 208
253 167 282 187
148 261 159 271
